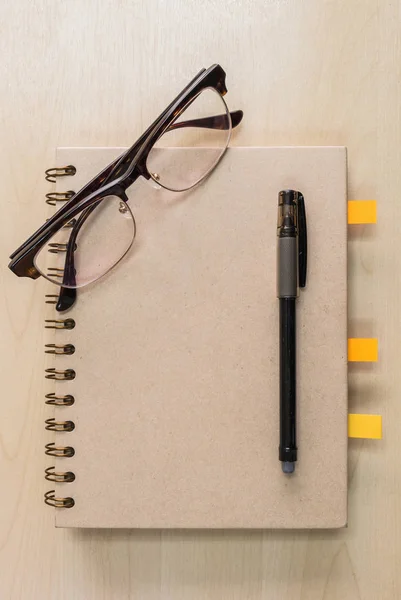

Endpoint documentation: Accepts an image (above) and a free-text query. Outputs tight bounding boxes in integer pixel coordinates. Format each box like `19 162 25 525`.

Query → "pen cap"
276 190 307 298
277 191 298 298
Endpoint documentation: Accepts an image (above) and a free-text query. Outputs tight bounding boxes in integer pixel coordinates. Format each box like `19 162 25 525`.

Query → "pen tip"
282 461 295 474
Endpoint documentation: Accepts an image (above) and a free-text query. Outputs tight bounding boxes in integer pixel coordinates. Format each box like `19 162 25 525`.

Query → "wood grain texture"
0 0 399 598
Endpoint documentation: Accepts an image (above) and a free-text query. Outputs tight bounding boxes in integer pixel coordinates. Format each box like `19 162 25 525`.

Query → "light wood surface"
0 1 398 598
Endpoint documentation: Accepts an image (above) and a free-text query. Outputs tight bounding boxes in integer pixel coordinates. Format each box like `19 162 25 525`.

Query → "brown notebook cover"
46 146 348 528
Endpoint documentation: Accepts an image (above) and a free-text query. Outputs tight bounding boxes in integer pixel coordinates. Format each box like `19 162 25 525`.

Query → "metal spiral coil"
45 418 75 432
47 266 64 279
44 490 75 508
44 163 77 509
45 165 76 183
48 242 77 254
45 393 75 406
45 467 75 483
45 343 75 355
48 243 68 254
45 191 75 206
45 318 75 329
45 443 75 458
45 368 76 381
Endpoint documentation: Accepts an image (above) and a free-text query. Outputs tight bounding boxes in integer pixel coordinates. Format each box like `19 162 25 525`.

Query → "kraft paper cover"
49 147 348 528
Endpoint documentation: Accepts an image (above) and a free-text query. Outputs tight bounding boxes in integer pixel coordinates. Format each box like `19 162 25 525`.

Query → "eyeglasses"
9 64 243 310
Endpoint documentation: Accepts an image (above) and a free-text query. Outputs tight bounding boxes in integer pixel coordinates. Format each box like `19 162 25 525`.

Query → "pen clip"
297 193 307 288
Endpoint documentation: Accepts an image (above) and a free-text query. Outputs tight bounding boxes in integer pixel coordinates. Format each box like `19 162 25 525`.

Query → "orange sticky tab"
348 338 378 362
348 414 382 439
348 200 377 224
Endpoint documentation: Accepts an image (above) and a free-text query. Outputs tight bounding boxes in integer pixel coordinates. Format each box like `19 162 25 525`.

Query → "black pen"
276 190 307 474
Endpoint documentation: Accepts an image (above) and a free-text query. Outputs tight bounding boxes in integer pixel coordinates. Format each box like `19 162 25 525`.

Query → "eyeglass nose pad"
147 172 162 190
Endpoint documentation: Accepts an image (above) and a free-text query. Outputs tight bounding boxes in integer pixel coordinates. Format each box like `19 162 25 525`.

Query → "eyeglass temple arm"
166 110 243 132
103 110 243 189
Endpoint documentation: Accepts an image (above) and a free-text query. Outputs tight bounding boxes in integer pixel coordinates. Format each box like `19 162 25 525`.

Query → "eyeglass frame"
9 64 243 296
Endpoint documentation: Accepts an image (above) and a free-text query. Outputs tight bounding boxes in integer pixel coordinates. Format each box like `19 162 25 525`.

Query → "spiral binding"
45 343 75 355
45 318 75 329
45 418 75 432
48 243 68 254
45 165 76 183
44 491 75 508
45 442 75 457
45 466 75 483
47 266 64 280
47 242 77 255
45 191 75 206
45 368 76 380
45 393 75 406
45 294 59 305
45 163 77 508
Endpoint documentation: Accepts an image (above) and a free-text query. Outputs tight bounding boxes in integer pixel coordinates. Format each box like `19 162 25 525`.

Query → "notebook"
44 146 348 528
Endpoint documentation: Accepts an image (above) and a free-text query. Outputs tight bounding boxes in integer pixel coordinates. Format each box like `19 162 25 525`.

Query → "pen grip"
277 237 298 298
279 297 297 463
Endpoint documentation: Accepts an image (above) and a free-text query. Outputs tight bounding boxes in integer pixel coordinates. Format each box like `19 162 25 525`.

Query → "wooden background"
0 1 399 598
